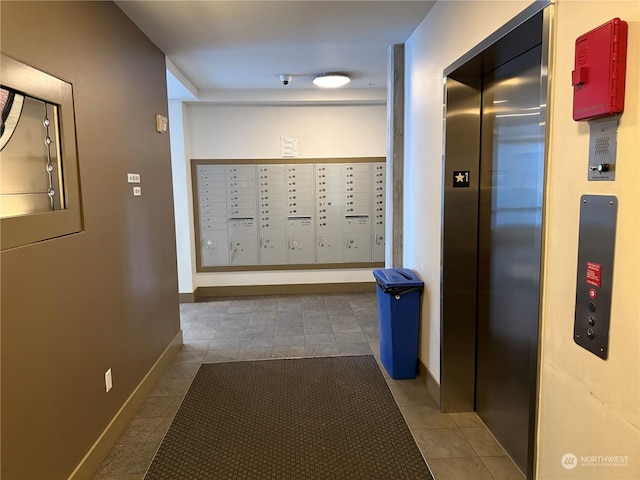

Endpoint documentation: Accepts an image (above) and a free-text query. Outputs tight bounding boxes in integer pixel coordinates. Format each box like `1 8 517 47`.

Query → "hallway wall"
1 2 180 478
405 0 639 478
536 2 639 478
172 103 387 293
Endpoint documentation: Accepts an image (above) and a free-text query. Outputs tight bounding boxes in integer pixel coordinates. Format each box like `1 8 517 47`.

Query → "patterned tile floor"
92 292 524 480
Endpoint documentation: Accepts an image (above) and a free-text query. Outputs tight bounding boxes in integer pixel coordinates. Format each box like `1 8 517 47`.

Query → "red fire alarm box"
572 18 628 121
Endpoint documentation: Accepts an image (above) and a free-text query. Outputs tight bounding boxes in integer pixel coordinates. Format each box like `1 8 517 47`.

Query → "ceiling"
115 1 436 100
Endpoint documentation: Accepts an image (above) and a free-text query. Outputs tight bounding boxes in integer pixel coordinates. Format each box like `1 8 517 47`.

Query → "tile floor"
92 292 524 480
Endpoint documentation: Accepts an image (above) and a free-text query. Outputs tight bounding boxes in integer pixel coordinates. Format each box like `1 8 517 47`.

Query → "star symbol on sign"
455 172 466 183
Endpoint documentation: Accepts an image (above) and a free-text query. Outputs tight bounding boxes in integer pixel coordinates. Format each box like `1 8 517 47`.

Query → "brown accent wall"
1 2 180 478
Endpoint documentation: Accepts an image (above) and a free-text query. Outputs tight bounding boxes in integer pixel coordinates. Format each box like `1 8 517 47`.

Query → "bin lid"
373 268 424 288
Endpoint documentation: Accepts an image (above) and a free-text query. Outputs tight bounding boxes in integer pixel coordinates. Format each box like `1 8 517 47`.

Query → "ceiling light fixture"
312 73 351 88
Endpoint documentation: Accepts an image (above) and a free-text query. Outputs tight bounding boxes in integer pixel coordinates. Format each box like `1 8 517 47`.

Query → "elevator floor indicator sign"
453 171 470 188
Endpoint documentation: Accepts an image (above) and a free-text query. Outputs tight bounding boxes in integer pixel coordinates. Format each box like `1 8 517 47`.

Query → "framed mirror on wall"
1 54 82 250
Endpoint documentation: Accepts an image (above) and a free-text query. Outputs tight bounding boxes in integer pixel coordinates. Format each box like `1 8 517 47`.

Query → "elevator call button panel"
574 195 617 359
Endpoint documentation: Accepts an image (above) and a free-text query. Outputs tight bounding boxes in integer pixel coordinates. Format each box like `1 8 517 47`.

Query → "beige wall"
174 103 387 292
536 1 640 478
406 0 639 478
404 0 535 382
1 2 180 479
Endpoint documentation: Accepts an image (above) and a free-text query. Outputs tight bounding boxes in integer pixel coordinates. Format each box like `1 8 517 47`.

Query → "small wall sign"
453 170 470 188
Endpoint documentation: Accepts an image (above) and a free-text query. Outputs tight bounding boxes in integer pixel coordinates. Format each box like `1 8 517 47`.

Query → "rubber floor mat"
144 355 433 479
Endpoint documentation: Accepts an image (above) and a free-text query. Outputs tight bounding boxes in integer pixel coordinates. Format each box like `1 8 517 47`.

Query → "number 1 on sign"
453 170 470 188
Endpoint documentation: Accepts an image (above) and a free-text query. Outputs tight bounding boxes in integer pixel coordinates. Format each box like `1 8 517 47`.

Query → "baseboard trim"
419 359 440 409
194 282 375 300
67 330 183 480
179 292 195 303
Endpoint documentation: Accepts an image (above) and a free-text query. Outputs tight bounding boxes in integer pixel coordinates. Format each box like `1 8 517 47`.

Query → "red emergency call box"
572 18 628 121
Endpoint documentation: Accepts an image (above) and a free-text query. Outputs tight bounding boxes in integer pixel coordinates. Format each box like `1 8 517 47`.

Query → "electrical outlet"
105 369 113 393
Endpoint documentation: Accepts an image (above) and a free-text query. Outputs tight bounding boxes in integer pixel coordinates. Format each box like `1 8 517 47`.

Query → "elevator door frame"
439 3 552 479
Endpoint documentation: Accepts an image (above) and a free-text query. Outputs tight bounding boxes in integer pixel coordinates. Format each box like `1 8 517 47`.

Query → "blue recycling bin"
373 268 424 379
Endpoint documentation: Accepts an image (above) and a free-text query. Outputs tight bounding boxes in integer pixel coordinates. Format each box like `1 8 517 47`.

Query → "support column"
386 44 404 267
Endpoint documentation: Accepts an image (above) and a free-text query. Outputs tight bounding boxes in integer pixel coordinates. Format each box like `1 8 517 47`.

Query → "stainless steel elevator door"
476 45 543 474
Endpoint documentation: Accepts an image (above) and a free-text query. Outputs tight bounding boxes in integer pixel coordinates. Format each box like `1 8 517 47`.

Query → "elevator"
440 4 551 478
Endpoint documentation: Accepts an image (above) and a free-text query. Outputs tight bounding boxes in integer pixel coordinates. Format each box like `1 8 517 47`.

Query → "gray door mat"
144 355 433 479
